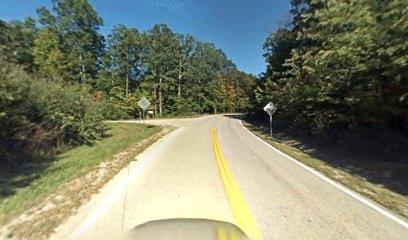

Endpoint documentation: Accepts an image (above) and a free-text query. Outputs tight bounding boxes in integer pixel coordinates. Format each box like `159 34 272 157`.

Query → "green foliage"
37 0 104 82
0 60 107 161
105 24 141 96
1 0 257 165
97 100 131 120
0 123 160 224
108 86 141 117
183 41 238 114
142 23 180 116
226 71 257 112
258 0 408 135
33 27 67 80
29 82 107 147
263 28 296 79
0 18 37 71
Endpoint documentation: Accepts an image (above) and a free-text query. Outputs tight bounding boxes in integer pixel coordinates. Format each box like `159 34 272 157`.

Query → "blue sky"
0 0 291 75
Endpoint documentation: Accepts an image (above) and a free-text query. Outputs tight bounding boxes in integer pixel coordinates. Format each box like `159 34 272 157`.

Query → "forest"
1 1 408 238
0 0 256 161
1 0 407 161
256 0 407 138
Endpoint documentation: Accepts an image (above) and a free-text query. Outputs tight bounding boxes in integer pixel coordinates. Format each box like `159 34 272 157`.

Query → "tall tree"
257 0 408 135
225 71 257 112
176 34 195 100
37 0 104 82
106 24 141 97
0 18 38 70
263 28 296 80
301 0 408 126
186 41 237 113
143 24 179 116
33 27 67 80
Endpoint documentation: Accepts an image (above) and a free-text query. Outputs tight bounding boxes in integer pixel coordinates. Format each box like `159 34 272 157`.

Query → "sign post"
137 96 151 124
263 102 277 137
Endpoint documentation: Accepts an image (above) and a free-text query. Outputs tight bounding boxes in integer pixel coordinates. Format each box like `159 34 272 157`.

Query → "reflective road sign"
138 97 151 110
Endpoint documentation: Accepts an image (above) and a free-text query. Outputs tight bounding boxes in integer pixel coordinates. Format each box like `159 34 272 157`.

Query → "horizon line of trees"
1 0 256 118
2 0 406 162
0 0 256 162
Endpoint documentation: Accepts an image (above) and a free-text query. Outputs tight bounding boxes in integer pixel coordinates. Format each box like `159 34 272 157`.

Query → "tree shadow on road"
242 113 408 196
222 114 244 120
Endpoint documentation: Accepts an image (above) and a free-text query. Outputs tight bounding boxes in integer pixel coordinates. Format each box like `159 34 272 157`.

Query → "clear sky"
0 0 291 75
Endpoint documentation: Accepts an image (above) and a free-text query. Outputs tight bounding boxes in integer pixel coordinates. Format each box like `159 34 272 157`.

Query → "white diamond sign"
263 101 277 137
138 97 151 110
263 101 277 116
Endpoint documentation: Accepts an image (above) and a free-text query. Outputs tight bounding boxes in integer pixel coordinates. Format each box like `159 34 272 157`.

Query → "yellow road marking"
215 227 242 240
229 228 242 240
212 128 264 240
215 228 229 240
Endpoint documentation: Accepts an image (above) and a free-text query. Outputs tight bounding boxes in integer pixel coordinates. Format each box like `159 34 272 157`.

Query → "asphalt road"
51 115 408 240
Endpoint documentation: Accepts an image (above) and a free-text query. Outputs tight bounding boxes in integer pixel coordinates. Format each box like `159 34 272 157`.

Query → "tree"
257 0 408 135
263 28 296 80
301 0 408 127
3 0 252 121
176 34 195 100
33 27 67 80
0 18 38 70
37 0 104 82
185 41 237 113
225 71 257 112
142 24 180 116
106 24 141 97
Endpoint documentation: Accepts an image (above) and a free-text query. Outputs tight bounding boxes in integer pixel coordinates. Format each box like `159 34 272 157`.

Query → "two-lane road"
51 115 408 240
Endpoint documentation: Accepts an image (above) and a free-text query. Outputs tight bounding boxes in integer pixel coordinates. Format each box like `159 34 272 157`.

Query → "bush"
97 100 131 120
0 60 108 161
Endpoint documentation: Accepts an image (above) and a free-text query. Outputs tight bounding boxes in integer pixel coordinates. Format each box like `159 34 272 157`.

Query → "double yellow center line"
212 128 264 240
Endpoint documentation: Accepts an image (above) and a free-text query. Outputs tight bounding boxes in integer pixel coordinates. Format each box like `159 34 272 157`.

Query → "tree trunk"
177 71 181 110
82 64 86 82
159 77 163 116
178 74 181 98
126 53 129 97
153 86 157 116
178 59 182 98
198 79 202 113
125 73 129 97
79 53 86 82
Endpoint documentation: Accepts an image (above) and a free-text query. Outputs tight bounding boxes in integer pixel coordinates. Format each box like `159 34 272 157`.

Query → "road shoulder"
241 119 408 227
0 125 174 240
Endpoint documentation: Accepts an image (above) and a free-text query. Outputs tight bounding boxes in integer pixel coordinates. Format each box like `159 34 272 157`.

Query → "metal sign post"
137 96 151 124
263 101 277 137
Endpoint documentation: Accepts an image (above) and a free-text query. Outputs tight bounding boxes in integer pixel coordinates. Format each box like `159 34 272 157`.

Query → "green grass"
153 113 209 119
0 123 160 223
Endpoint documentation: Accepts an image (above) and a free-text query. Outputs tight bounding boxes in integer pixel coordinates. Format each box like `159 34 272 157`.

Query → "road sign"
263 102 277 137
138 97 151 124
263 102 277 116
138 97 151 110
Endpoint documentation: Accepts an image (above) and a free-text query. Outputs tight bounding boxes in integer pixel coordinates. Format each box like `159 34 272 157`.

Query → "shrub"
0 60 108 161
97 100 131 120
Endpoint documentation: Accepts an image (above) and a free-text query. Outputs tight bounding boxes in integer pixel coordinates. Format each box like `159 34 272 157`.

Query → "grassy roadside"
242 119 408 219
153 113 209 120
0 123 161 225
